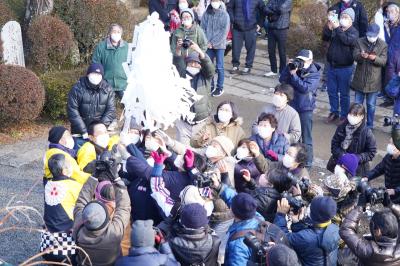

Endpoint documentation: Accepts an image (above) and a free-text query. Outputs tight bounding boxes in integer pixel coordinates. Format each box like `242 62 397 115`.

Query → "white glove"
82 133 89 139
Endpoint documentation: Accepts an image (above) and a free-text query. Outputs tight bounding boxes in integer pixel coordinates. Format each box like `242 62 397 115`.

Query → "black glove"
383 191 392 207
357 193 367 208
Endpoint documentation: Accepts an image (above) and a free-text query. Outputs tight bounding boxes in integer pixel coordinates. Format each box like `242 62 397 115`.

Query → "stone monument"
1 21 25 67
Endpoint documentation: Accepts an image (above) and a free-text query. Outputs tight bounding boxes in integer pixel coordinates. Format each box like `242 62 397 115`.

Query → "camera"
244 232 274 265
182 38 192 49
383 115 400 127
281 192 305 214
192 171 214 188
356 180 386 205
288 58 304 71
95 150 122 182
383 115 400 151
288 173 310 195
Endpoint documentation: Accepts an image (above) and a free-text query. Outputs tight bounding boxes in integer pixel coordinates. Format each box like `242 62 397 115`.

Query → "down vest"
67 77 116 135
227 0 266 32
265 0 292 30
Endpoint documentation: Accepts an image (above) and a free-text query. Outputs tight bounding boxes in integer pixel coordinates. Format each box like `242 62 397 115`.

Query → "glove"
155 130 174 147
117 144 130 160
154 227 166 245
184 149 195 170
266 150 278 161
82 133 89 140
383 191 392 207
151 151 168 165
357 192 367 208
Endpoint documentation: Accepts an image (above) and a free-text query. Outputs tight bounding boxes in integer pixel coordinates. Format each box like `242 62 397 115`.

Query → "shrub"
0 1 16 27
40 68 85 120
287 2 328 59
54 0 135 62
27 15 75 72
0 65 45 124
4 0 25 23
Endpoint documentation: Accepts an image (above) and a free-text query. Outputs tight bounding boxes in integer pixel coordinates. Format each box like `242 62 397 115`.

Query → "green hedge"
40 68 85 120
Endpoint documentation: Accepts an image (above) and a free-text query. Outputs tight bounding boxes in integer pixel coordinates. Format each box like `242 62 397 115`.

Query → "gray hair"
388 4 400 13
48 153 71 178
108 23 123 35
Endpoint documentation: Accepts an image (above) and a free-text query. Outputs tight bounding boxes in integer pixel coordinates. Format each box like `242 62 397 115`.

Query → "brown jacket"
340 205 400 266
351 37 387 93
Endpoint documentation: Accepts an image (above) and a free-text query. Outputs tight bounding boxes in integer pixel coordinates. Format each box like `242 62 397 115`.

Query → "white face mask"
174 155 185 170
182 18 193 27
128 133 140 145
145 139 160 152
218 110 232 124
186 66 200 76
110 33 122 43
258 126 274 139
272 94 287 109
334 165 347 176
303 61 312 69
340 18 352 28
205 145 220 159
95 134 110 149
347 114 363 125
179 2 189 9
88 73 102 86
387 143 398 155
367 36 378 43
65 137 75 150
236 147 250 160
211 1 221 9
342 0 351 3
282 154 295 169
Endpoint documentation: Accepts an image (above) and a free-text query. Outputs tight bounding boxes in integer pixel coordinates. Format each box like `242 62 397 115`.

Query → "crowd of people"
36 0 400 265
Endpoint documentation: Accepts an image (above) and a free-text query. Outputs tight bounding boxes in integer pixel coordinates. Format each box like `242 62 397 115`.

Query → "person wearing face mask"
192 101 245 148
41 154 83 264
201 0 230 97
351 23 388 129
67 63 116 150
44 126 90 185
280 49 321 168
92 24 128 100
323 8 359 125
334 153 360 180
366 139 400 204
149 0 179 31
254 84 301 144
385 68 400 116
329 103 377 177
250 113 289 163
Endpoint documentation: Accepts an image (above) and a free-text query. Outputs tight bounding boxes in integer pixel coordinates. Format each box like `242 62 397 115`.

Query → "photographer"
73 152 131 266
279 49 321 168
274 196 340 266
340 193 400 265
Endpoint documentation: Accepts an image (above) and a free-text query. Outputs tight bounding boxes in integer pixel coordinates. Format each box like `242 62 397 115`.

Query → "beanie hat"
337 153 359 177
180 8 194 19
366 23 380 37
87 63 104 76
48 126 68 144
231 193 257 220
180 185 205 206
268 244 301 266
342 8 355 22
185 52 201 64
323 174 352 200
180 203 209 229
212 136 234 156
310 196 337 224
82 201 109 231
131 220 156 248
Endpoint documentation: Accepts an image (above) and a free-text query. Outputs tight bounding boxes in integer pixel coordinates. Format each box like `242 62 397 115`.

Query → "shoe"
263 71 278 77
325 112 339 124
212 89 224 97
380 100 394 108
336 117 347 126
377 92 384 99
211 87 216 94
240 68 251 75
230 66 240 74
264 34 268 40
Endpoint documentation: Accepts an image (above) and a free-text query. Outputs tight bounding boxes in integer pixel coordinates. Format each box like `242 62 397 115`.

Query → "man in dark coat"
67 63 116 149
149 0 178 31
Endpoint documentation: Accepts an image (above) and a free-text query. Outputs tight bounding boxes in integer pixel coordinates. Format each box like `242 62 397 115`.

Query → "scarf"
340 1 352 13
242 0 250 23
48 143 77 159
341 122 361 151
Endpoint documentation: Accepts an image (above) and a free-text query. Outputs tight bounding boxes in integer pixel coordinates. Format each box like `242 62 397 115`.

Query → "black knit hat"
180 203 209 229
48 126 68 144
268 244 301 266
231 193 257 220
87 63 104 76
310 196 337 223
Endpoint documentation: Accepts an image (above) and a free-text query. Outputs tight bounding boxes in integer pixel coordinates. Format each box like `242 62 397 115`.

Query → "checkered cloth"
40 230 76 256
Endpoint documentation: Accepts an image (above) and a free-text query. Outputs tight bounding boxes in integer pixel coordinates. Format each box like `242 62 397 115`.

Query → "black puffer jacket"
169 226 221 266
340 205 400 266
367 154 400 203
331 120 377 177
67 77 116 135
249 186 281 222
227 0 266 32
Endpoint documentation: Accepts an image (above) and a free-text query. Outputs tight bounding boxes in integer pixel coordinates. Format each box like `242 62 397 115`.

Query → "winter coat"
385 75 400 115
234 159 261 193
149 0 178 28
250 132 289 161
280 63 321 113
265 0 292 30
328 0 368 37
201 5 230 49
191 117 246 149
351 37 388 93
340 205 400 266
170 226 221 266
274 214 340 266
115 243 179 266
227 0 266 32
322 26 359 68
384 22 400 84
73 177 131 266
171 23 208 56
367 154 400 204
67 77 116 135
249 186 281 222
92 38 129 91
331 121 377 177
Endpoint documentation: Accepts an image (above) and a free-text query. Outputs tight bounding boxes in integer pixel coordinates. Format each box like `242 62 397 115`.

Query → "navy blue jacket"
385 75 400 115
115 243 179 266
265 0 292 30
234 159 261 193
280 63 321 113
227 0 266 32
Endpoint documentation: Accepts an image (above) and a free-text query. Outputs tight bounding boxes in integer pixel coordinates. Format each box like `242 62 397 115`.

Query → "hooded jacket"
67 77 116 135
115 243 179 266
